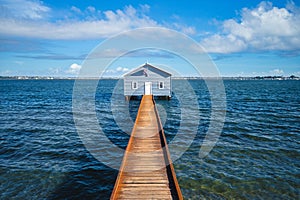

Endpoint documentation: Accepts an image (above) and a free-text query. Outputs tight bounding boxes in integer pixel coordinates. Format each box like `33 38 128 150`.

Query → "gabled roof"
123 63 172 77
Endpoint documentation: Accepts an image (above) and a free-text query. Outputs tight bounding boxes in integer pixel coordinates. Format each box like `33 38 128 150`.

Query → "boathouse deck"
110 95 182 200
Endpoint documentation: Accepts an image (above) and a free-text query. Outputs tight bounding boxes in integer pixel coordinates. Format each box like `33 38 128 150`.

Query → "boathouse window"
159 81 164 89
132 81 138 89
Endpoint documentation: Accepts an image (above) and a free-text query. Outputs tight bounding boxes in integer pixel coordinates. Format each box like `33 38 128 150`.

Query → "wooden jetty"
110 95 183 200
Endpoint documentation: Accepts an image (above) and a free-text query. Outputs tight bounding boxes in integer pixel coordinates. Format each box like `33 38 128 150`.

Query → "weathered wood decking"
110 95 183 200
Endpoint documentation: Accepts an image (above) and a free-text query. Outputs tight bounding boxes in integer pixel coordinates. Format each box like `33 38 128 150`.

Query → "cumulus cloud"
0 1 197 39
0 1 158 39
0 0 50 20
201 1 300 53
66 63 81 74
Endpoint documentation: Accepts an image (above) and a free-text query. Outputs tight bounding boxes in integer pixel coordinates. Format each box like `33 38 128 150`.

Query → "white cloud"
87 6 96 13
201 1 300 53
0 2 158 39
116 67 129 72
140 4 150 13
66 63 81 74
201 34 247 53
269 69 284 75
172 23 196 35
104 67 129 76
166 15 196 36
106 67 129 73
0 1 198 40
71 6 82 14
49 67 62 75
294 71 300 76
0 70 13 76
0 0 50 20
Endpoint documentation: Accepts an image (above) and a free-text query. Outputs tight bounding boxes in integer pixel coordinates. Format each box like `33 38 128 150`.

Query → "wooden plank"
110 95 183 200
122 173 168 177
119 194 172 198
119 188 171 192
123 177 167 181
120 190 171 195
122 179 169 184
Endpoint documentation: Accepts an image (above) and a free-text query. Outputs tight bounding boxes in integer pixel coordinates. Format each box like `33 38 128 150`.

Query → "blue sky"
0 0 299 77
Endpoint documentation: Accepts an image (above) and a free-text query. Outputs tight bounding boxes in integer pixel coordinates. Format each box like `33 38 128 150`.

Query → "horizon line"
0 75 299 80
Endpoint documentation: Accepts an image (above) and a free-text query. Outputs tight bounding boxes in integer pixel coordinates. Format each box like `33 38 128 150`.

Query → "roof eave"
123 63 172 77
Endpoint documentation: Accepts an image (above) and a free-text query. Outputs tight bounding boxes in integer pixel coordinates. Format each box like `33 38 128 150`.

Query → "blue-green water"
0 79 299 199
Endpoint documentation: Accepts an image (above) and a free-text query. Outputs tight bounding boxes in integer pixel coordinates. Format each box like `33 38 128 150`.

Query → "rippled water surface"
0 79 299 199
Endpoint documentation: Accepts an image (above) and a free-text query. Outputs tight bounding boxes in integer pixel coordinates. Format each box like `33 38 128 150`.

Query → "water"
0 79 299 199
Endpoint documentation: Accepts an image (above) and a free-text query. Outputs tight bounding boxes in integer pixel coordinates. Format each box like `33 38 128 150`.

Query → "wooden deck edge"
110 96 147 200
110 95 183 199
152 96 183 200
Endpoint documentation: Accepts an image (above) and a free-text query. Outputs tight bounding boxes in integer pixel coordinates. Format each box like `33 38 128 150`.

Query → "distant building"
123 63 172 100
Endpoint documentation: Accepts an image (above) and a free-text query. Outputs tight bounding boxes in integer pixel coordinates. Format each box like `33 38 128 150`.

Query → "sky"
0 0 300 77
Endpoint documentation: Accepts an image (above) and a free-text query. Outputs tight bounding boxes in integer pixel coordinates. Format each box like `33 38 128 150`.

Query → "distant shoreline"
0 75 299 80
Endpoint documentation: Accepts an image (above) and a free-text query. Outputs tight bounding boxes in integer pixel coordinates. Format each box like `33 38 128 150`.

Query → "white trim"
158 81 164 89
132 81 138 89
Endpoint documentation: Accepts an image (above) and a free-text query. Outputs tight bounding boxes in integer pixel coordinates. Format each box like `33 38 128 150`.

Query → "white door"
144 82 152 95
